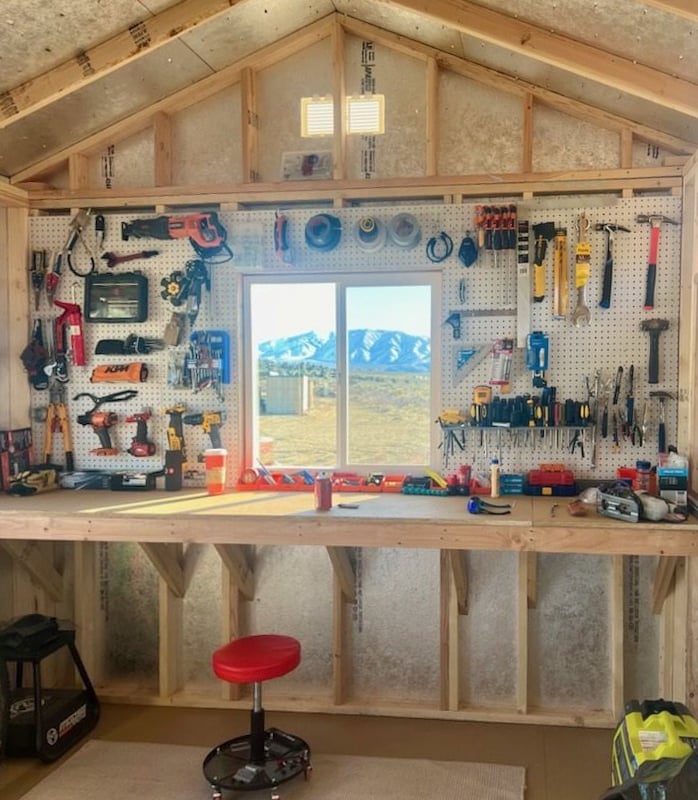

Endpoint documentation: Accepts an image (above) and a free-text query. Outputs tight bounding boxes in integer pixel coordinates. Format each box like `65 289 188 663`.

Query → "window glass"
246 274 436 472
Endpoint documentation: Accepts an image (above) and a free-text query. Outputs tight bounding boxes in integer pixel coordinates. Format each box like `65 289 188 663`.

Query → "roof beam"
341 15 697 154
638 0 698 23
386 0 698 118
0 0 253 130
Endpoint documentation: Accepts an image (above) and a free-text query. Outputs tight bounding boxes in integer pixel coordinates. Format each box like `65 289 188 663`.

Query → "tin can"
314 472 332 511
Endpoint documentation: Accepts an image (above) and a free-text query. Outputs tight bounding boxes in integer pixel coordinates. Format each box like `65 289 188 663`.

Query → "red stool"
202 634 311 798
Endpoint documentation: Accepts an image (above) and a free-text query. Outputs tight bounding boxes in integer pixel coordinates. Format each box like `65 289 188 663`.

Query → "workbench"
0 490 694 728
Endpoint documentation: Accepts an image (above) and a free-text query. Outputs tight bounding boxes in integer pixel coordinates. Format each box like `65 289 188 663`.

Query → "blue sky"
251 282 431 341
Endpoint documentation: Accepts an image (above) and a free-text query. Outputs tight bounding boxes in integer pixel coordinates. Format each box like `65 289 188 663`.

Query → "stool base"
203 727 311 795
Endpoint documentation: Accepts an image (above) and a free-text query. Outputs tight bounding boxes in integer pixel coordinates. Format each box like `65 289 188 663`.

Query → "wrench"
572 213 591 326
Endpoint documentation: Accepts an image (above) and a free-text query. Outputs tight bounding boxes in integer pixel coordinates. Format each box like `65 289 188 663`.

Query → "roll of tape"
387 212 421 249
354 216 386 251
305 213 342 252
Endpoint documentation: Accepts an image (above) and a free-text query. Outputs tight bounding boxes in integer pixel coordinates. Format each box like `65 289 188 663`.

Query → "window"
244 272 440 472
300 95 386 137
301 96 333 137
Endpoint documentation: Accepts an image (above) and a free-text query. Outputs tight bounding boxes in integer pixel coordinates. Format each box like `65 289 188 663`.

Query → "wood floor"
0 703 613 799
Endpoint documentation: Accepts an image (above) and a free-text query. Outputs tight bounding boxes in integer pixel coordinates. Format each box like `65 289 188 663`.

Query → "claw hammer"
636 214 678 311
594 223 630 309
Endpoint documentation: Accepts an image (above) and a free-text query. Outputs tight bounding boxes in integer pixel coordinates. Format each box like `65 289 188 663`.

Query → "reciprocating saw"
121 212 231 260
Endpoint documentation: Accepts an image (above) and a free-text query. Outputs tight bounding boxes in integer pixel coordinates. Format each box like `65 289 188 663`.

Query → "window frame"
242 270 442 474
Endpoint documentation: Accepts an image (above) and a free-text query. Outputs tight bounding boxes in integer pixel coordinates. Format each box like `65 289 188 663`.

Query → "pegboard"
27 194 681 484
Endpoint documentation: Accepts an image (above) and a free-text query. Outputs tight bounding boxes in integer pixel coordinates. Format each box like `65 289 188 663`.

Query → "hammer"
649 391 673 453
641 318 669 384
594 223 630 309
636 214 678 310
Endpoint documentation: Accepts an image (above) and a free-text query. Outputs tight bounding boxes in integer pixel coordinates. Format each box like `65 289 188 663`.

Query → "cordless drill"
126 411 156 457
183 411 225 453
76 410 119 456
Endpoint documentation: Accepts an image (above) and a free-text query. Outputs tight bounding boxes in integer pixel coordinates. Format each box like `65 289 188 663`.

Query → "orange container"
204 448 227 495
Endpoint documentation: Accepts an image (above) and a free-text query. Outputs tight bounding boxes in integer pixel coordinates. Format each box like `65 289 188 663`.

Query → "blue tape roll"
305 214 342 252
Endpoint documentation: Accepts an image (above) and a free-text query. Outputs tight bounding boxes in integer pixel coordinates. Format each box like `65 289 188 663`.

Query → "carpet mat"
19 739 526 799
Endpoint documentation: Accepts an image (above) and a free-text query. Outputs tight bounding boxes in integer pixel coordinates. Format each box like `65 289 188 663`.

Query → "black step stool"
0 614 100 762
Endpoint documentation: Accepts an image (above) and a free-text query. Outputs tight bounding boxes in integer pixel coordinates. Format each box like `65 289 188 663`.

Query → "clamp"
467 497 512 515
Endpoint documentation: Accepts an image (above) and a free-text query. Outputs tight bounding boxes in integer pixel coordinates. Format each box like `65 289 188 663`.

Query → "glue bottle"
490 458 500 499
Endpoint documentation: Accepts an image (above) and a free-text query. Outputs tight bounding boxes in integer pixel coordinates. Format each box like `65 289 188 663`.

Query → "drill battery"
601 699 698 799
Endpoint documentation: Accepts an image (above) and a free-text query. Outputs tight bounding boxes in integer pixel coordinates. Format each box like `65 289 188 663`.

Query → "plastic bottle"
490 458 500 498
314 471 332 511
634 460 651 493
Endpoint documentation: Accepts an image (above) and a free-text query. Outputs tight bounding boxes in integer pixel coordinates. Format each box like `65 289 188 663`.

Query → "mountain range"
258 329 431 373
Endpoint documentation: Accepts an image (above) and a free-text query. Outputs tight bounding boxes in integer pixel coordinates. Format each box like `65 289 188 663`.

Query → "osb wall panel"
438 72 523 176
256 39 333 183
344 37 426 180
88 129 155 190
172 87 242 187
533 106 620 172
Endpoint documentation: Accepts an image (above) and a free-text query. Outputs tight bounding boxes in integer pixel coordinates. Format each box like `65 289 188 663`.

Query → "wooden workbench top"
0 488 696 556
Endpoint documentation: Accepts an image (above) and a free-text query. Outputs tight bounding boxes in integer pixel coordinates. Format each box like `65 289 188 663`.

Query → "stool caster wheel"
211 790 223 800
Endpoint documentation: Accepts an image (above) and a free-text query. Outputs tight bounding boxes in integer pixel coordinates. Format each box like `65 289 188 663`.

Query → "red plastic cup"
204 448 227 495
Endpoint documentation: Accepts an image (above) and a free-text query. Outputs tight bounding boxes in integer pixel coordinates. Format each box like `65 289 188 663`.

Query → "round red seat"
212 634 300 685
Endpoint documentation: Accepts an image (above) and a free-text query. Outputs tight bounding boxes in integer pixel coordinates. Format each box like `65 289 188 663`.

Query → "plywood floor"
0 703 613 800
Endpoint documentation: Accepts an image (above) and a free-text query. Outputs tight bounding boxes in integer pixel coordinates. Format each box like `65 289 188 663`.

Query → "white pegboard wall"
27 196 681 483
28 211 239 482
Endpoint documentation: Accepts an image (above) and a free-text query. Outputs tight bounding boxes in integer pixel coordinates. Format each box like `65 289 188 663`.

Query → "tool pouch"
7 466 60 496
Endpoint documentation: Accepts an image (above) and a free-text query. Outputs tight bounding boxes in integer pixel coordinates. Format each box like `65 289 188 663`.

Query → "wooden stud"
448 551 468 615
425 57 439 176
620 129 633 169
332 20 347 181
332 576 348 705
439 551 459 711
68 154 89 190
158 576 183 698
220 560 242 701
73 542 106 687
526 551 537 609
325 547 355 602
522 93 534 173
241 69 259 183
515 553 529 713
153 112 173 187
610 555 624 718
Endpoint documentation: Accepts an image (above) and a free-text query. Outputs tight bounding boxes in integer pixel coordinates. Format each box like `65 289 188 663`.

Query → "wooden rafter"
638 0 698 23
386 0 698 118
0 0 253 130
339 16 697 155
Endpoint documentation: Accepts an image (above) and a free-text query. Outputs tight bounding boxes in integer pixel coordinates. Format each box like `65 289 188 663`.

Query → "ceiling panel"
0 40 213 177
0 0 177 93
469 0 698 82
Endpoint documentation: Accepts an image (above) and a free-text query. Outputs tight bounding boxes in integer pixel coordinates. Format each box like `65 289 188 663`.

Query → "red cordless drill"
126 411 156 457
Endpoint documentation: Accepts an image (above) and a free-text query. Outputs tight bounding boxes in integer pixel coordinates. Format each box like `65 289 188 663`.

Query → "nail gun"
121 212 232 261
